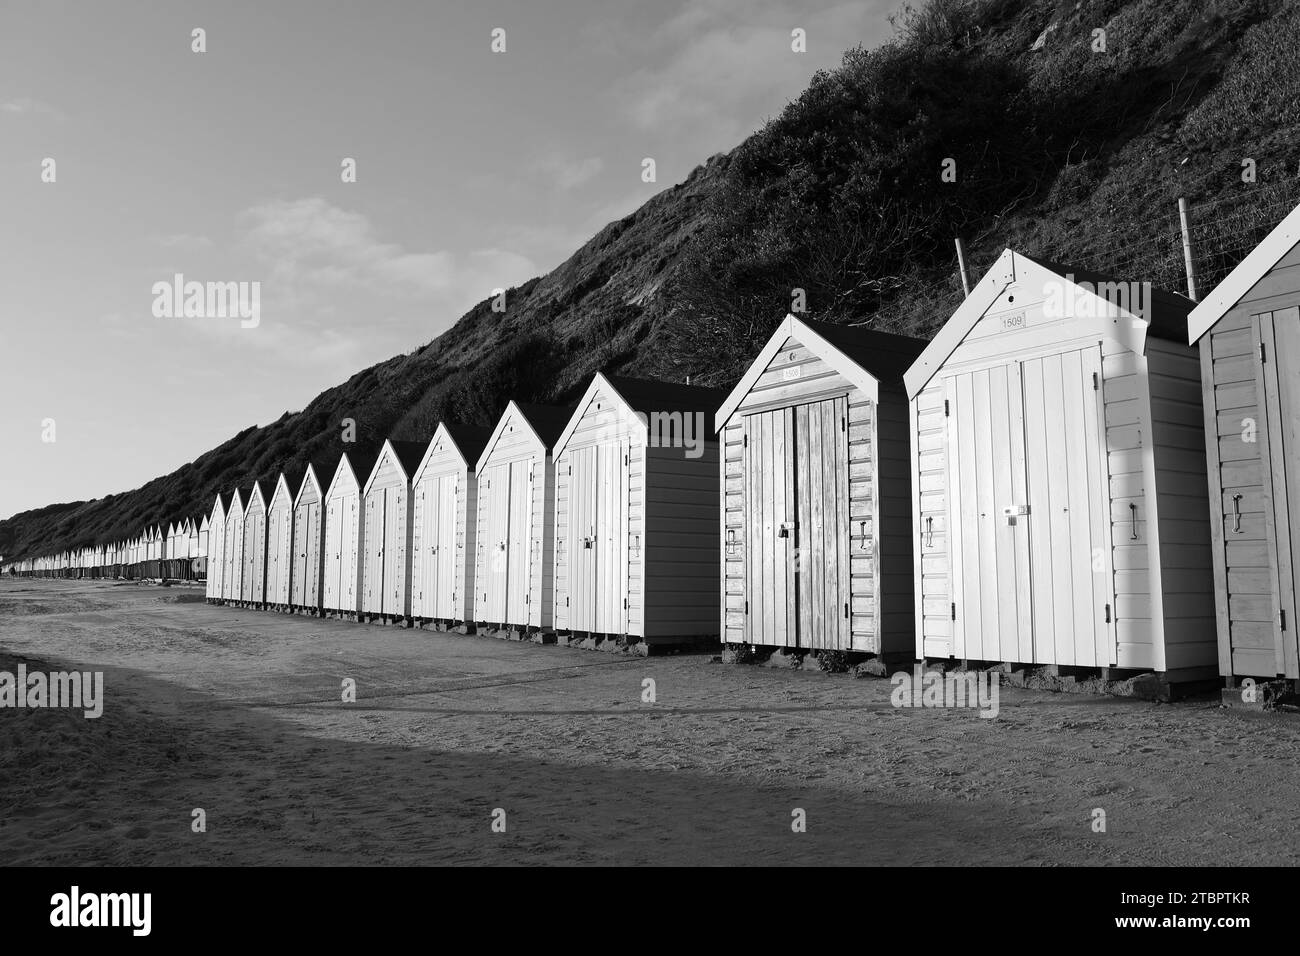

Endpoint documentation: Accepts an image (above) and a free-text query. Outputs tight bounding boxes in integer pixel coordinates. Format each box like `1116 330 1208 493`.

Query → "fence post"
955 237 972 297
1178 197 1198 301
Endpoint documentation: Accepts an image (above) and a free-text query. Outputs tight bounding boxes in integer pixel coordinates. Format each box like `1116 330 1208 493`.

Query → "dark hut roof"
440 422 494 465
514 402 575 449
1023 254 1193 343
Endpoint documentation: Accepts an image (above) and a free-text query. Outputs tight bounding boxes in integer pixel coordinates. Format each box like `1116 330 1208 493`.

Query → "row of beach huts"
9 205 1300 697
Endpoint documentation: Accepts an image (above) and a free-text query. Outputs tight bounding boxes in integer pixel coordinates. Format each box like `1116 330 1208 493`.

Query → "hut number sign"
999 310 1027 330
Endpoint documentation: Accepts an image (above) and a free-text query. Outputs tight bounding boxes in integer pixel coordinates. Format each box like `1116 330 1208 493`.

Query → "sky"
0 0 896 521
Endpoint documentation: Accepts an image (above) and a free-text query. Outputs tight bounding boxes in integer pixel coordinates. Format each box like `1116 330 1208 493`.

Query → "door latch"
778 521 797 538
1002 504 1030 525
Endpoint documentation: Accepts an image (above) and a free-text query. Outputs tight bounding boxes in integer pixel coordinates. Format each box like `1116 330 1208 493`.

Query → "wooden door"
363 494 378 612
306 504 321 606
946 348 1113 666
506 459 533 624
793 397 851 650
482 464 511 622
383 489 396 614
412 481 432 617
268 510 280 600
570 447 597 630
596 441 629 635
324 500 341 609
225 516 241 599
744 408 797 646
1253 308 1300 677
434 475 458 618
1021 349 1113 667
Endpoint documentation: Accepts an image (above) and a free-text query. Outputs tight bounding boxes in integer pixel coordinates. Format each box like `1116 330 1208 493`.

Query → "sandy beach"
2 577 1298 866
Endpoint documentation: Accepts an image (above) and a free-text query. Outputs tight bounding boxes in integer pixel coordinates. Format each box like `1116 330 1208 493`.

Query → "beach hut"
197 515 209 558
715 317 925 658
1187 204 1300 684
473 402 572 631
323 451 375 618
222 488 246 601
904 249 1216 687
552 374 727 649
290 463 329 615
264 472 296 609
205 497 228 601
241 482 269 606
360 440 427 622
410 423 492 626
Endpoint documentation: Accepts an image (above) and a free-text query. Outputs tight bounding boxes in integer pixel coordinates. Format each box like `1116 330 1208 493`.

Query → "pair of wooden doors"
567 443 629 635
267 507 291 603
744 396 851 650
324 495 357 611
482 460 534 624
1214 308 1300 678
244 510 265 602
224 514 243 599
415 476 459 618
292 501 322 608
364 488 405 615
945 347 1115 667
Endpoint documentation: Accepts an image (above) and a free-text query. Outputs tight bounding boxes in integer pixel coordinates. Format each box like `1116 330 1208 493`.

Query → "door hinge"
744 600 749 614
951 602 956 620
1105 603 1112 624
566 596 569 606
1282 609 1287 632
841 417 846 432
525 593 530 604
1261 341 1268 363
743 434 748 447
1092 372 1099 391
624 598 628 609
844 602 849 618
944 399 950 417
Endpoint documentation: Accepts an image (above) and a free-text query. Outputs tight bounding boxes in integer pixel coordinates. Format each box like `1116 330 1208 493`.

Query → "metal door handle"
925 516 933 548
1130 503 1139 540
1232 494 1244 534
859 521 868 550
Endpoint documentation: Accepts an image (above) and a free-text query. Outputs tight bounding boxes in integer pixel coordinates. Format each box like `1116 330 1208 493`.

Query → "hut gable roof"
268 472 294 511
476 401 574 472
326 449 377 499
245 482 267 512
363 438 427 493
1187 202 1300 344
904 249 1193 398
292 463 323 509
556 373 730 457
412 422 493 482
716 314 927 431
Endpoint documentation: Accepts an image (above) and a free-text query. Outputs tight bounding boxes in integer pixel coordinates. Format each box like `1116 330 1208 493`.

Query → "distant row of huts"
7 519 210 581
10 203 1300 696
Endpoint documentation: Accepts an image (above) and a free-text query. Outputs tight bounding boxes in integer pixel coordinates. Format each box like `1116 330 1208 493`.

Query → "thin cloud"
614 1 891 147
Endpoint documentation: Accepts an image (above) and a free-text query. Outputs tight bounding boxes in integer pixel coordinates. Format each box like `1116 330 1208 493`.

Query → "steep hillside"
5 0 1299 563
